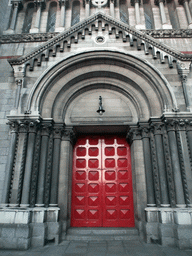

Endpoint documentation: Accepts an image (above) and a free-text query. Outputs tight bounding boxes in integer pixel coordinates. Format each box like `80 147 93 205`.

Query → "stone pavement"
0 240 192 256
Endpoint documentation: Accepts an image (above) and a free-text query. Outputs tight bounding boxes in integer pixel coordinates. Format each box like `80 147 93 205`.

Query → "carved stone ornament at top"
7 121 19 133
139 125 151 138
127 127 141 144
151 122 164 135
18 121 29 133
176 119 187 131
41 123 52 136
53 126 63 139
91 0 108 8
28 120 41 133
164 119 177 132
62 128 76 143
185 119 192 132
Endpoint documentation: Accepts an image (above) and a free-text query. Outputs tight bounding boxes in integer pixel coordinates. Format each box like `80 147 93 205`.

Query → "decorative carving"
7 121 19 133
30 130 41 207
17 131 28 204
91 0 108 8
162 126 176 206
44 134 53 206
41 123 52 136
127 127 141 144
164 119 177 132
176 130 190 204
139 125 151 138
150 122 164 135
62 127 76 143
142 29 192 38
6 13 192 69
28 120 40 133
150 132 161 206
53 125 63 139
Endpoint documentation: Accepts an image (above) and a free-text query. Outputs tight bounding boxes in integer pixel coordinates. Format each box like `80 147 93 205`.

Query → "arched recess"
26 50 177 123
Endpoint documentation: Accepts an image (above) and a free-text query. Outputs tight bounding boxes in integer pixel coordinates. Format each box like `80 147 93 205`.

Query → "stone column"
9 121 28 206
110 0 115 18
151 120 169 206
49 125 63 207
177 61 192 111
58 127 75 224
155 0 172 29
127 127 147 222
176 119 192 207
165 119 186 207
131 0 145 29
140 124 156 206
56 0 67 32
36 122 52 207
182 0 192 28
20 121 38 207
1 121 19 206
9 1 20 31
85 0 91 18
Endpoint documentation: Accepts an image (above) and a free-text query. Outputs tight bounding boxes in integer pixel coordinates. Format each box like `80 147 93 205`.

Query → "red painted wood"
71 135 135 227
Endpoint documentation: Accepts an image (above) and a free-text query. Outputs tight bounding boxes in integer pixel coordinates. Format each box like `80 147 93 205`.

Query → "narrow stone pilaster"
176 119 192 207
139 123 156 207
9 1 21 31
33 1 45 32
85 0 91 18
110 0 115 17
9 121 28 206
21 121 39 207
150 120 169 206
36 122 52 207
49 124 63 207
181 0 192 28
165 119 186 207
58 127 76 224
177 61 191 111
131 0 145 29
1 121 19 206
155 0 172 29
56 0 67 32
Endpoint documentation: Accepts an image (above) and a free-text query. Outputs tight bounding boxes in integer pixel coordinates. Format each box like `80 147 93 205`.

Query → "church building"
0 0 192 250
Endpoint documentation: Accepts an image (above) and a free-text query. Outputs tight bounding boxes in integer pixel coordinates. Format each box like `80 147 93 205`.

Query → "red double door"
71 135 135 227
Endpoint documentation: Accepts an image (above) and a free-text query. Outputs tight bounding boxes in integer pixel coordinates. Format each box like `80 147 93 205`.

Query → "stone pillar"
56 0 67 32
165 119 186 207
131 0 145 29
9 121 28 206
155 0 172 29
151 120 169 206
36 122 52 207
20 121 38 207
9 1 20 31
127 127 147 224
183 0 192 28
110 0 115 17
1 121 19 206
140 124 156 206
49 125 63 207
177 61 192 111
58 127 75 236
176 119 192 207
85 0 91 18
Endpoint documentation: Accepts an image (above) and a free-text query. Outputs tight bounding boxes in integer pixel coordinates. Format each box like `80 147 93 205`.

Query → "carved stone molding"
142 29 192 38
53 125 64 139
62 127 76 144
126 126 141 144
164 119 177 132
7 121 19 133
139 124 151 138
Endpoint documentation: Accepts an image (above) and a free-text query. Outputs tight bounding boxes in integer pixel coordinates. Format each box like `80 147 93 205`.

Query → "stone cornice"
7 12 192 67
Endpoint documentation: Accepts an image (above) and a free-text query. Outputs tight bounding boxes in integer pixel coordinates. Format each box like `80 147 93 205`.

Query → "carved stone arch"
26 49 177 121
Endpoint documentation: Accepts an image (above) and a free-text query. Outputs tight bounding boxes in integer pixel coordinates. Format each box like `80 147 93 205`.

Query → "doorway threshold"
66 227 139 241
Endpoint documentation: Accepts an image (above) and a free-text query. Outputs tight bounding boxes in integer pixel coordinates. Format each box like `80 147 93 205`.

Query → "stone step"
66 228 139 241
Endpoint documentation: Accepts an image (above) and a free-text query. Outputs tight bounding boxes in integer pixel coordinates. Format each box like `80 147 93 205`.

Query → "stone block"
176 238 192 249
158 223 174 237
47 222 61 243
0 237 17 249
1 226 16 238
32 209 46 223
16 225 30 238
159 209 174 224
145 208 158 222
31 223 47 237
17 238 30 250
0 210 15 223
46 208 59 222
174 225 192 240
161 236 175 247
174 210 191 225
15 210 31 224
31 236 45 247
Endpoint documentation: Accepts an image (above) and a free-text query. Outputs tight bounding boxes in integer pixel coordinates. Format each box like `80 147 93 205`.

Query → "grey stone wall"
0 0 11 35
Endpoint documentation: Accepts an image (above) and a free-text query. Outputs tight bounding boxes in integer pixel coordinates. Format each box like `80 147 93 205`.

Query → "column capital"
7 120 19 133
138 123 151 138
62 127 76 143
127 126 141 144
177 61 191 79
41 122 53 136
131 0 141 6
59 0 68 7
18 120 29 133
53 124 64 139
34 0 46 9
154 0 165 5
185 119 192 131
163 118 177 132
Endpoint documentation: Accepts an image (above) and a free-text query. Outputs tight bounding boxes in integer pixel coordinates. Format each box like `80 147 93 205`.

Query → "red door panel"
71 135 135 227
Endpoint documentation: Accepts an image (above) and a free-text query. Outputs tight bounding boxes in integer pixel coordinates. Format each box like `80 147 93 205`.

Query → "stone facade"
0 0 192 250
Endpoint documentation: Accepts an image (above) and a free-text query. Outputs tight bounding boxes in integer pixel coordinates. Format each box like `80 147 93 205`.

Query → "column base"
29 28 40 33
135 24 145 30
55 27 65 32
162 24 172 29
3 29 14 35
